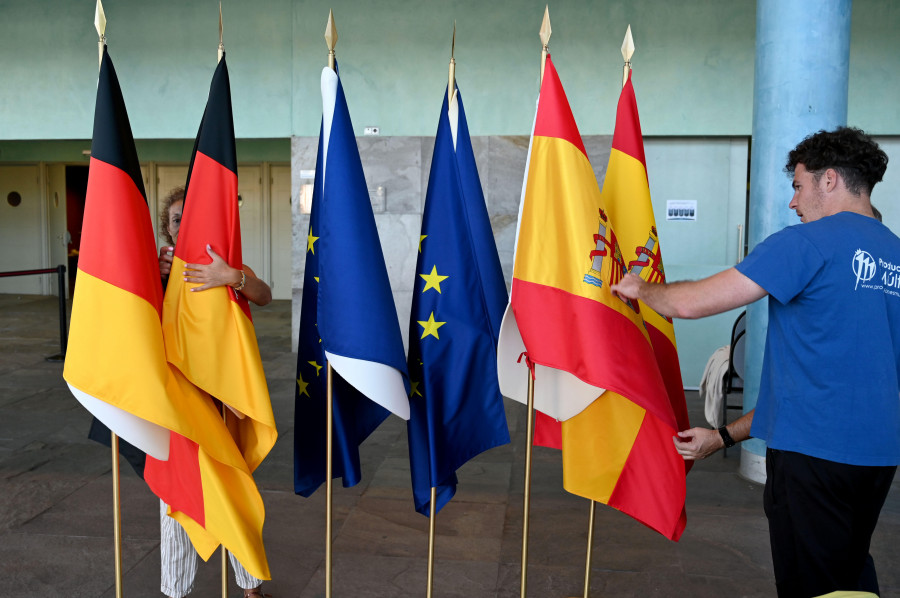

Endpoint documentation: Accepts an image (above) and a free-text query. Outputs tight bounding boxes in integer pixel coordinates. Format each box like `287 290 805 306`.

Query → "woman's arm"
183 244 272 306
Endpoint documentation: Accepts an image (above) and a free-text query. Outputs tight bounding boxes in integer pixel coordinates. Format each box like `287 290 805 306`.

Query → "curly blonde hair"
159 186 185 246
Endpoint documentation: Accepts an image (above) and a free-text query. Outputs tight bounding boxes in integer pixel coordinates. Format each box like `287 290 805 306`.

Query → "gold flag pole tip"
621 25 634 87
539 5 551 83
218 2 225 62
325 10 338 70
449 22 456 102
95 0 107 68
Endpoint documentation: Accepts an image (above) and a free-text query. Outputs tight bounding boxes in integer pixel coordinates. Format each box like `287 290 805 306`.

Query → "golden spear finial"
94 0 106 69
218 2 225 63
325 10 338 70
539 5 551 84
448 22 456 103
621 24 634 88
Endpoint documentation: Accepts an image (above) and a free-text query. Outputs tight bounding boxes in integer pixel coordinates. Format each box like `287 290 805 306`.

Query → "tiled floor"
1 294 897 597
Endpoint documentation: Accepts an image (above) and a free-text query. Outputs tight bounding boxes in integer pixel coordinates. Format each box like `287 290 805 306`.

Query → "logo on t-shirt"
852 249 876 290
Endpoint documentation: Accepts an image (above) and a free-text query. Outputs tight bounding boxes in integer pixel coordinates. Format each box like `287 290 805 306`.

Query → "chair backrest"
729 311 747 381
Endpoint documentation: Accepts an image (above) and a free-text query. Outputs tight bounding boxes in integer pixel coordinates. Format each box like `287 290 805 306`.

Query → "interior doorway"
65 165 89 297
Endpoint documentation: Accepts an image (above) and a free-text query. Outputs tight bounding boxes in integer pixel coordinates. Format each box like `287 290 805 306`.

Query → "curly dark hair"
785 127 888 196
159 186 185 246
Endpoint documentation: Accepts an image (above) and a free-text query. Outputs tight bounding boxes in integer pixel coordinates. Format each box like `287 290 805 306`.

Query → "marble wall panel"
470 136 491 199
393 290 412 353
356 136 422 214
419 136 435 203
583 135 614 189
485 136 529 285
374 213 421 293
485 136 528 219
291 286 302 353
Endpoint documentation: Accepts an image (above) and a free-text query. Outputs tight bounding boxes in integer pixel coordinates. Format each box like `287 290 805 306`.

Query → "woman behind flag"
156 187 272 598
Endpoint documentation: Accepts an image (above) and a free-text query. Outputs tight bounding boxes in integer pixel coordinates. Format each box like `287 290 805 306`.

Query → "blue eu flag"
407 86 510 515
294 66 410 497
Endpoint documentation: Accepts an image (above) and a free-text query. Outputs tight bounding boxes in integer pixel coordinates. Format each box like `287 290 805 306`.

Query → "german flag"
64 45 174 464
144 56 276 579
497 57 687 540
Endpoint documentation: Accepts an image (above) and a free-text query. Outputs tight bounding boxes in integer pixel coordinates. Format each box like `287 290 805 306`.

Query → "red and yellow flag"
144 57 276 579
562 70 689 541
497 57 688 540
64 45 175 462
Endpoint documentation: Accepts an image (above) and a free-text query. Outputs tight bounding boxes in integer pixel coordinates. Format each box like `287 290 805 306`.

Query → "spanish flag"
497 57 687 540
144 56 276 579
64 45 173 463
559 71 688 540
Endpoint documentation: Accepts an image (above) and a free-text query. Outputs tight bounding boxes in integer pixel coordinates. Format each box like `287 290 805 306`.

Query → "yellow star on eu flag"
307 230 319 254
308 360 323 376
419 234 427 252
420 265 449 294
410 380 423 398
297 373 310 397
418 311 446 340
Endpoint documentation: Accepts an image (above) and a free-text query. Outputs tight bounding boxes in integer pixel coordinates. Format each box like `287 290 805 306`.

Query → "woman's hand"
183 245 272 306
183 245 242 292
159 246 175 278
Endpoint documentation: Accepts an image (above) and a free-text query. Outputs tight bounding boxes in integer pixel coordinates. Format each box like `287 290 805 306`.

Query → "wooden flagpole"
571 25 635 598
423 24 458 598
111 434 124 598
216 7 230 597
94 3 124 597
221 404 229 598
324 15 338 598
426 488 437 598
218 7 227 598
521 12 551 597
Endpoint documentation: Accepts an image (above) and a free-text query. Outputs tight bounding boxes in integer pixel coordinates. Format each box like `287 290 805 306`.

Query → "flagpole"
217 2 225 63
323 16 338 598
539 6 551 84
521 12 550 598
95 0 106 69
95 4 123 597
214 9 230 596
621 24 634 89
573 27 635 598
426 487 437 598
111 433 124 598
448 22 456 104
579 500 596 598
520 370 536 598
325 364 334 598
221 408 229 598
422 27 458 598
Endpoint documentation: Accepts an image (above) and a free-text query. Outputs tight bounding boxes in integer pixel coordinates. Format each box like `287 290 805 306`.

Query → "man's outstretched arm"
611 267 767 320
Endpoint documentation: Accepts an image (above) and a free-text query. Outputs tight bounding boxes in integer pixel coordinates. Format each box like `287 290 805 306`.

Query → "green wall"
2 0 898 141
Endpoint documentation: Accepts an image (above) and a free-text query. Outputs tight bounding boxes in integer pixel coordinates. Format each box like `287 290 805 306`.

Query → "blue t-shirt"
736 211 900 466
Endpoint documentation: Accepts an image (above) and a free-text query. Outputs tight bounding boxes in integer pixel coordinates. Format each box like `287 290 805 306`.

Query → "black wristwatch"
717 425 736 448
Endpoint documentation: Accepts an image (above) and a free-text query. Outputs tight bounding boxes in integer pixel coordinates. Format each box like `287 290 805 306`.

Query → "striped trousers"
160 500 262 597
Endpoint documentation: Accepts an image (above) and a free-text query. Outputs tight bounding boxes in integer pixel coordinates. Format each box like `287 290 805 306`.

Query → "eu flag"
407 86 510 516
294 65 410 497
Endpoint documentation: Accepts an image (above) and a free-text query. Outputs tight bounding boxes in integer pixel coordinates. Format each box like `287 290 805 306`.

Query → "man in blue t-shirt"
612 127 897 598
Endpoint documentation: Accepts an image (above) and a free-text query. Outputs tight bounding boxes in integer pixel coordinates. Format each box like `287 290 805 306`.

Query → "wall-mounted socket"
364 126 380 136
